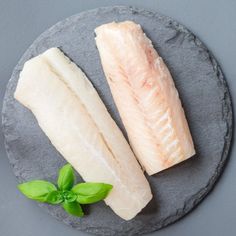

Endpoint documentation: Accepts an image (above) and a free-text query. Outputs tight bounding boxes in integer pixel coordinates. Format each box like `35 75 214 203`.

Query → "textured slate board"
1 6 233 236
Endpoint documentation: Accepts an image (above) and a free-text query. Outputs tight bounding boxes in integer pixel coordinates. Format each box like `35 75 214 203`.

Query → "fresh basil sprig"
18 163 113 217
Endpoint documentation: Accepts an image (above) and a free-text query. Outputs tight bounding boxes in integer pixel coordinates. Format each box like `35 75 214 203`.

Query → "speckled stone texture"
1 6 233 236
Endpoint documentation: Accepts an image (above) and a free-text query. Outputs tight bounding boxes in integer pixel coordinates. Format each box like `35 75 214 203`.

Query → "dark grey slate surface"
1 6 232 236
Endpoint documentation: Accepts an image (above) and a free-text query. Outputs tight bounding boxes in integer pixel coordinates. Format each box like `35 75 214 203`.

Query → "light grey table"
0 1 235 236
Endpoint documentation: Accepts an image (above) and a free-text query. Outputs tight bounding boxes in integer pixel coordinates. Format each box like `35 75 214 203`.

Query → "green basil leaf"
57 164 74 191
45 191 63 204
62 201 84 217
18 180 57 202
72 183 113 204
62 190 77 203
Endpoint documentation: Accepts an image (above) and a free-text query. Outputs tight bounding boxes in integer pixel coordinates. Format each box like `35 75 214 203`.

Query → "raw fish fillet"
14 48 152 220
95 21 195 175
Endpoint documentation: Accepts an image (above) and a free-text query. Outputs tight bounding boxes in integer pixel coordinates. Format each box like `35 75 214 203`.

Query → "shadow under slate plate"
1 6 233 236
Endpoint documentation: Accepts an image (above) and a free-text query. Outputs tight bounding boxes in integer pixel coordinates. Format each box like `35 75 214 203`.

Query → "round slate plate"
2 6 233 236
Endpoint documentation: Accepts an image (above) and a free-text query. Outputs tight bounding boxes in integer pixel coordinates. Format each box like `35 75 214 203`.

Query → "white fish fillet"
95 21 196 175
14 47 152 220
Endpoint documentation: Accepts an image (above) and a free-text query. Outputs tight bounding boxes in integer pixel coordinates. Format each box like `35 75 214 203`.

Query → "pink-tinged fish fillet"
95 21 195 175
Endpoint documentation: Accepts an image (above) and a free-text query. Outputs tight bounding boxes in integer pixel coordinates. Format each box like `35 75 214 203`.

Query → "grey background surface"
0 1 235 236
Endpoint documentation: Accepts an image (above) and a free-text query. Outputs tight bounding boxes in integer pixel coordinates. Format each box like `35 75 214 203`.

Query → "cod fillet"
95 21 195 175
14 47 152 220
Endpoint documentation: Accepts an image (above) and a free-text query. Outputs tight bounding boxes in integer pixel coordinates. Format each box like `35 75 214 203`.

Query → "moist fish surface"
95 21 196 175
14 47 152 220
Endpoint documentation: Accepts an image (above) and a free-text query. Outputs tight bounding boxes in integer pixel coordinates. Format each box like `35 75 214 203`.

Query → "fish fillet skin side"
14 48 152 220
95 21 196 175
